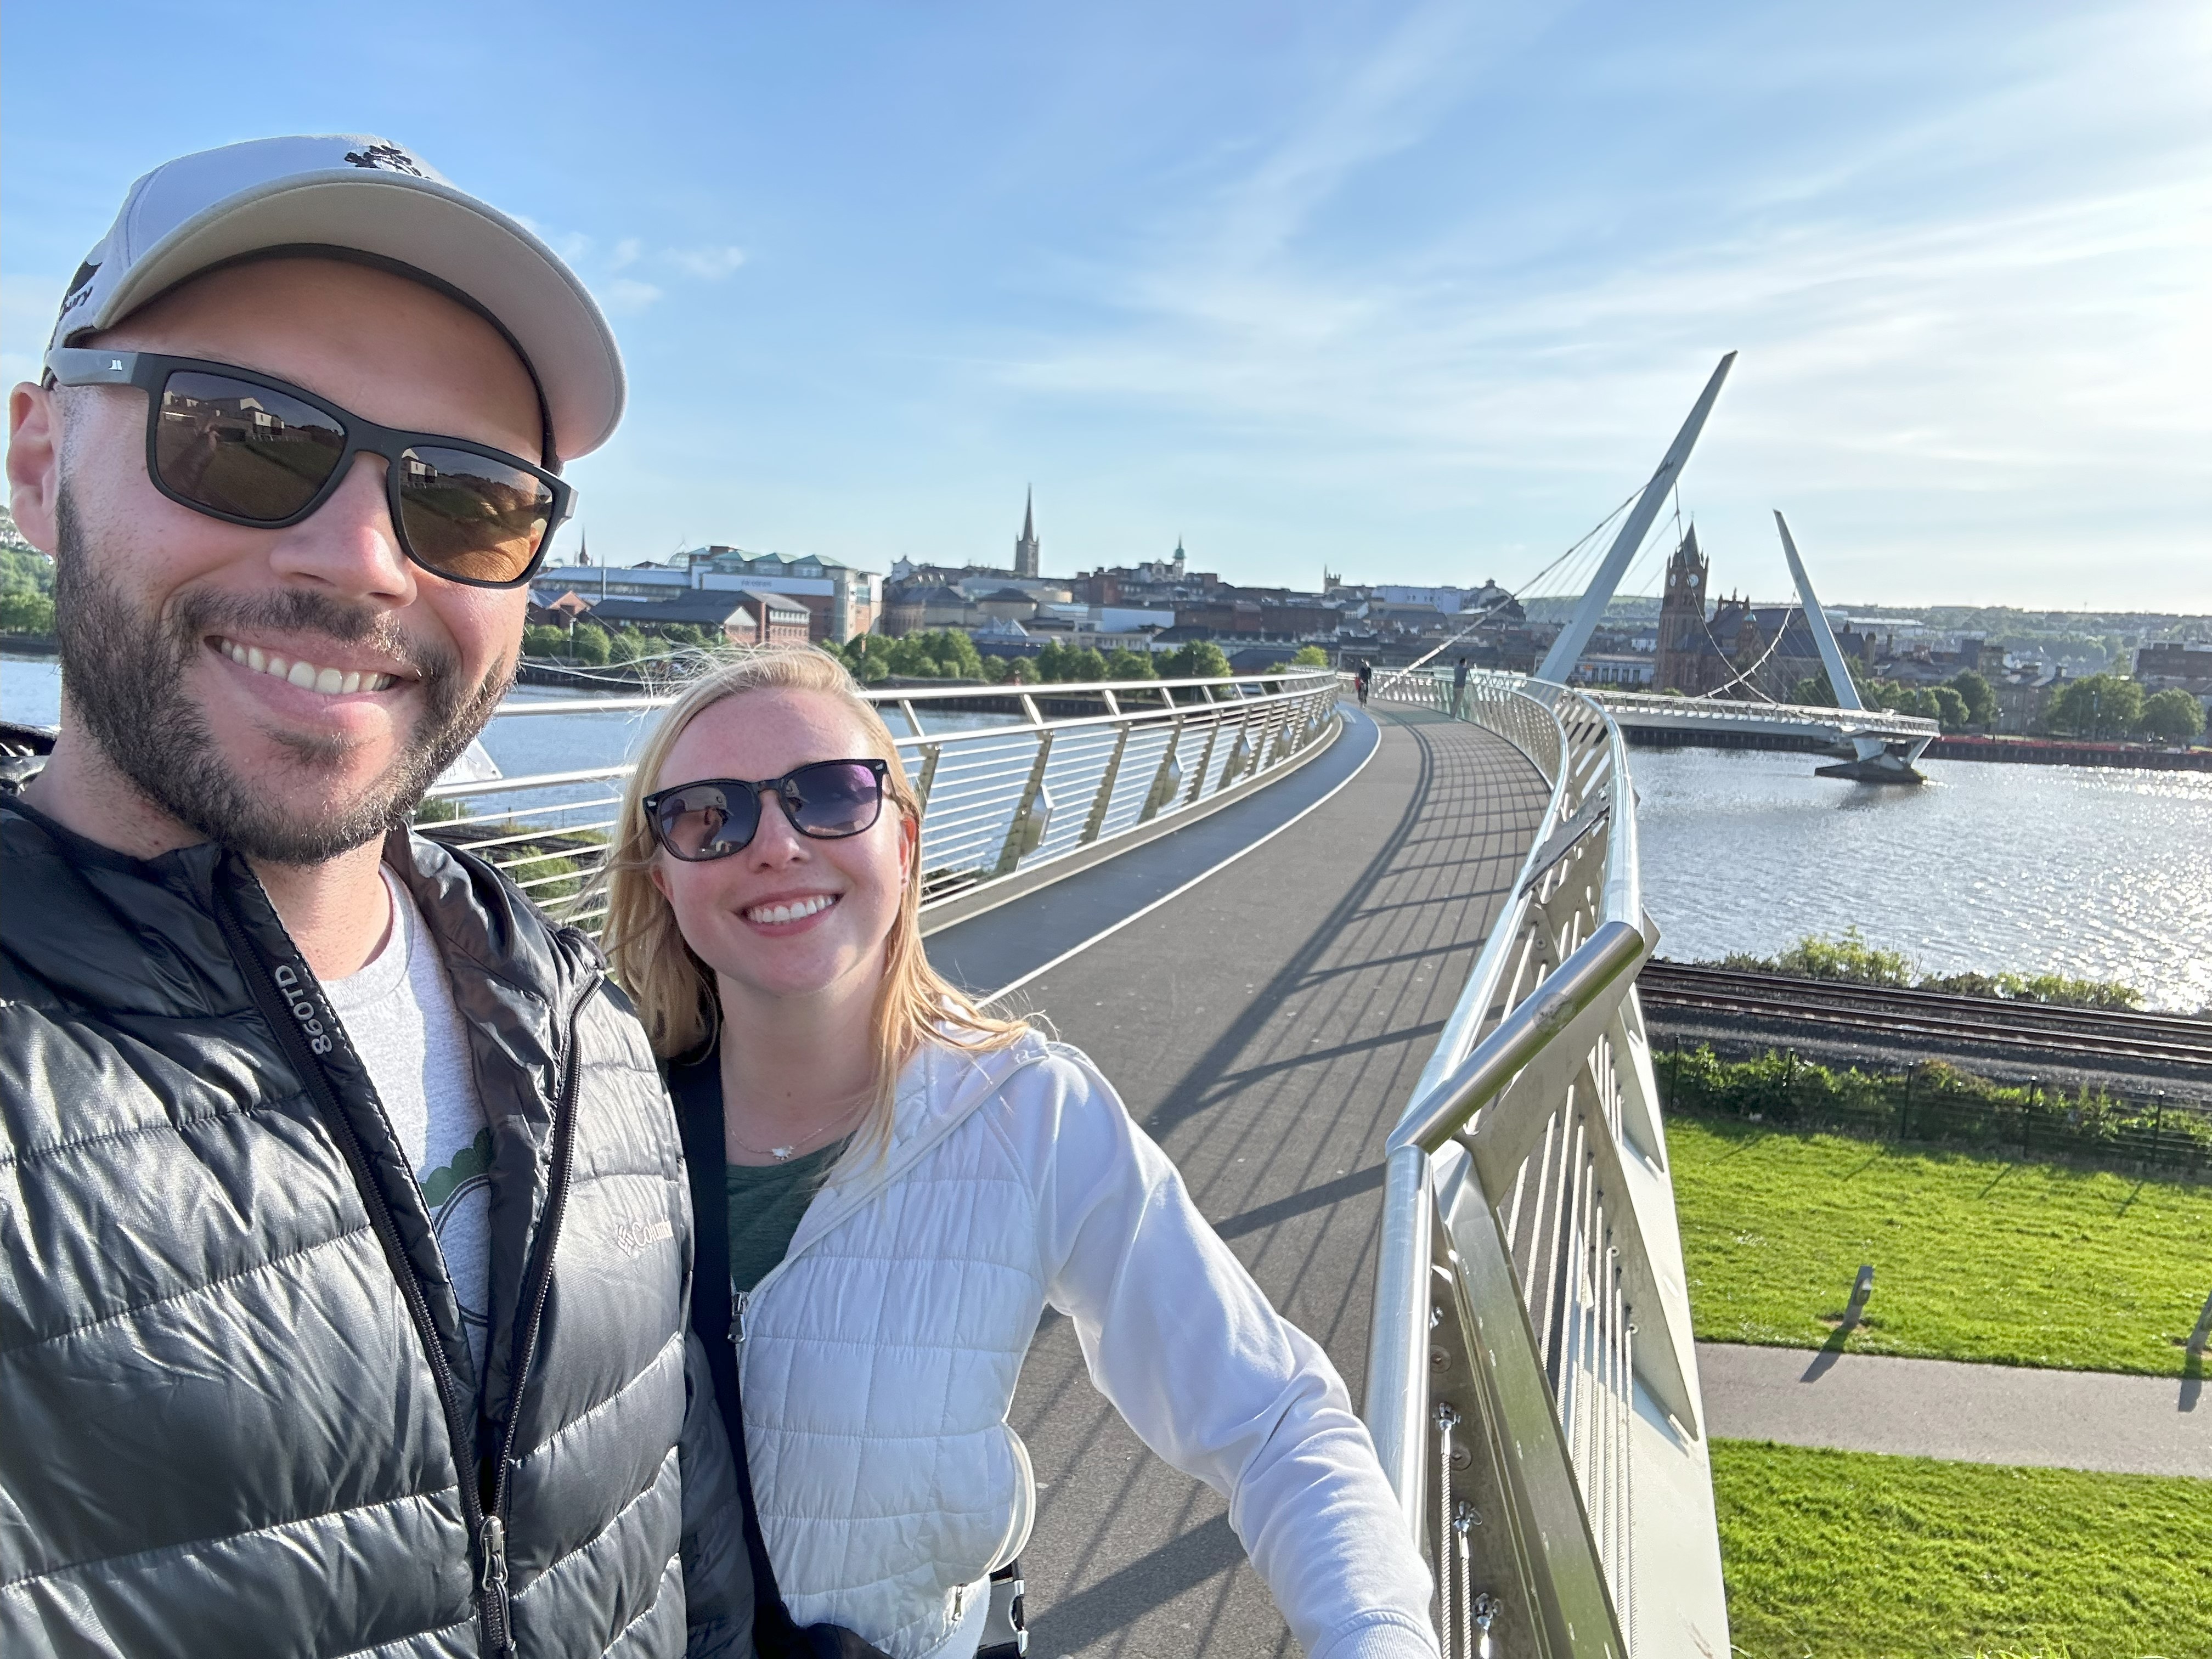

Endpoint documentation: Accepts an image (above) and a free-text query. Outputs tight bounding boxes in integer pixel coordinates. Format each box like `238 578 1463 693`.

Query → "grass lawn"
1668 1116 2211 1374
1714 1440 2211 1658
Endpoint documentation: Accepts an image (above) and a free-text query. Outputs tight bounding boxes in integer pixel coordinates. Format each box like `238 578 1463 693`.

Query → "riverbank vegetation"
1705 928 2145 1009
1787 658 2204 743
1713 1440 2212 1658
823 632 1302 686
2 507 54 636
1668 1116 2210 1374
1658 1043 2210 1176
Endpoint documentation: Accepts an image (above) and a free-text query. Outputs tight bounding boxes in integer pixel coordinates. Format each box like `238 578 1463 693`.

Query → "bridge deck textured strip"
984 704 1551 1658
1697 1342 2209 1478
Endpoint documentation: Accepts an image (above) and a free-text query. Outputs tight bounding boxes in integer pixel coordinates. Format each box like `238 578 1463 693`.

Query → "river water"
9 656 2207 1012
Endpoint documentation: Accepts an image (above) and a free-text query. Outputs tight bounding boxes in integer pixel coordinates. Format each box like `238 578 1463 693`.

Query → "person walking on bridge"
1355 655 1373 705
1 137 747 1656
1451 654 1470 719
606 646 1440 1659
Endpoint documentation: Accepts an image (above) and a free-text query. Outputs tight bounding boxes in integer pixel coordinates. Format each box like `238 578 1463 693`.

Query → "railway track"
1638 961 2212 1072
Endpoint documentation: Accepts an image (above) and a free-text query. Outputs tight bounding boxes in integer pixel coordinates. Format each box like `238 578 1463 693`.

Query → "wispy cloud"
981 0 2210 601
668 245 747 280
601 277 665 313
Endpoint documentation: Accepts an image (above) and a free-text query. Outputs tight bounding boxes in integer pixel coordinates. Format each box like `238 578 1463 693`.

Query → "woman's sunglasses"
644 759 891 862
44 347 573 589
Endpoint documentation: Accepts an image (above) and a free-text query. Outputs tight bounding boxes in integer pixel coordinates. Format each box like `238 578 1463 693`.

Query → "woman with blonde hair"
608 645 1435 1659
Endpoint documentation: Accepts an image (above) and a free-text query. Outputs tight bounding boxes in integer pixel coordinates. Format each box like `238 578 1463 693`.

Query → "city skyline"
3 1 2205 611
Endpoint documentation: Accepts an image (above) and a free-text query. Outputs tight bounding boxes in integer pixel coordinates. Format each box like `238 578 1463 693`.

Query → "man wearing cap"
1 137 747 1655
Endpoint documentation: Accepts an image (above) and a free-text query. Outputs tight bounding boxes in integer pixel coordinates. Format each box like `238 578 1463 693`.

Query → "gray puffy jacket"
0 799 748 1657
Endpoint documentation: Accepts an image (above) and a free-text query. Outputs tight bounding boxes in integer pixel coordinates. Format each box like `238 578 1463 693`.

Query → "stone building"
1651 527 1826 699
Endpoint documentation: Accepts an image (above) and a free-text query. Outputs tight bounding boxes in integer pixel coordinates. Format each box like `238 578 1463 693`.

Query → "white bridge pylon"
1533 352 1736 686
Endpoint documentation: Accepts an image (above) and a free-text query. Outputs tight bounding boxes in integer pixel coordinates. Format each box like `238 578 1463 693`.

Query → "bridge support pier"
1815 749 1926 784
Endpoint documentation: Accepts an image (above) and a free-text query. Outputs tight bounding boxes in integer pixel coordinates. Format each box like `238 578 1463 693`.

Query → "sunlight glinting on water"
1628 747 2212 1014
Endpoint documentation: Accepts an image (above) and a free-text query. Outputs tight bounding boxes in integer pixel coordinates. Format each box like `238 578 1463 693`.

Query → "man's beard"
52 495 512 865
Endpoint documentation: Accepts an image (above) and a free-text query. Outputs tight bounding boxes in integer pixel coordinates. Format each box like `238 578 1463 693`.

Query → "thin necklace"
728 1098 862 1164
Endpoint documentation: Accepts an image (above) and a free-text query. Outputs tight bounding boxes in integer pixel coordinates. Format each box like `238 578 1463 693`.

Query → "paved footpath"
929 704 1552 1658
1697 1341 2210 1477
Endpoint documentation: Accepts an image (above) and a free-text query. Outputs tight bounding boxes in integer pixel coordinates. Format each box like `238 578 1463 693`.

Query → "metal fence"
419 669 1341 936
1359 668 1726 1658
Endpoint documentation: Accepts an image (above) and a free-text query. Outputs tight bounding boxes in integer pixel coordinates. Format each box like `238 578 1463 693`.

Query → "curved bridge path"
927 702 1553 1656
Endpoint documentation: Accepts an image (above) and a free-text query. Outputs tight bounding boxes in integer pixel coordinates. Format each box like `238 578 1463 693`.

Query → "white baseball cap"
49 134 624 461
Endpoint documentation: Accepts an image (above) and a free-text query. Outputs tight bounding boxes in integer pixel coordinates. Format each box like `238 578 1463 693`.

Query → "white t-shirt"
325 867 494 1392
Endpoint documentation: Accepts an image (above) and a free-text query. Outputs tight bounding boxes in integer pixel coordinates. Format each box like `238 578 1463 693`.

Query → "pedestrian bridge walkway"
935 703 1550 1654
437 667 1726 1658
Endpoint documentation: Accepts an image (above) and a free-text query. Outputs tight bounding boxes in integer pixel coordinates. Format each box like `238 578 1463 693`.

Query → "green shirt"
725 1138 850 1296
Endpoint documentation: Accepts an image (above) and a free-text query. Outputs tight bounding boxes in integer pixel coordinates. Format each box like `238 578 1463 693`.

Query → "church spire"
1014 487 1041 578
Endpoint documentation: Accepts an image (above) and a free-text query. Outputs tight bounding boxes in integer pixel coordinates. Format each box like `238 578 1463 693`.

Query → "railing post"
1139 715 1186 823
1083 719 1133 845
996 700 1056 877
1187 711 1224 804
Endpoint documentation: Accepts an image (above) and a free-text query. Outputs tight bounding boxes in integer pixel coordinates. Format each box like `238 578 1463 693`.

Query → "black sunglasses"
44 347 574 589
644 759 892 862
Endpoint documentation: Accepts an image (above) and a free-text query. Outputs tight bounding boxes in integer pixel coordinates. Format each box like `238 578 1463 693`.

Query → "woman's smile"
741 890 842 930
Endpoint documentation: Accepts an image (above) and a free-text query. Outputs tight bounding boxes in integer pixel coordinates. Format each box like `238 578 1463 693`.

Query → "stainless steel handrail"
419 668 1341 935
1358 667 1728 1659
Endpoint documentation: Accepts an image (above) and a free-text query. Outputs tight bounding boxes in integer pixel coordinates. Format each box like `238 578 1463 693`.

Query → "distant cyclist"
1355 657 1372 706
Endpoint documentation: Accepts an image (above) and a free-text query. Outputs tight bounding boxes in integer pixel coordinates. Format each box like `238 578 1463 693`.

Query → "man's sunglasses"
644 760 892 862
44 347 573 589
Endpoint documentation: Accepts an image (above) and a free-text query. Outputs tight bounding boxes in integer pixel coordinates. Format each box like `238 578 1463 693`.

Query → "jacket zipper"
219 889 595 1657
212 893 491 1639
477 991 588 1654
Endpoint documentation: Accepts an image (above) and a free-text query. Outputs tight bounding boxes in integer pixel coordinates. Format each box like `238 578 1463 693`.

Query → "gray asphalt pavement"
943 703 1551 1658
1698 1342 2210 1477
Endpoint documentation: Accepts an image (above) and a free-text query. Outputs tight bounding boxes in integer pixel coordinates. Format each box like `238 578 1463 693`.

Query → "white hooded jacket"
731 1030 1438 1659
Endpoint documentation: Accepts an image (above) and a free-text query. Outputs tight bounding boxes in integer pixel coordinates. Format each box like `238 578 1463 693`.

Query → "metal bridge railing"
1590 687 1938 746
1359 669 1727 1658
420 669 1341 936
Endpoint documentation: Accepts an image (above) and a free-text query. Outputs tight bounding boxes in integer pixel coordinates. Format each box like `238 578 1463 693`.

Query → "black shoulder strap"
670 1049 890 1659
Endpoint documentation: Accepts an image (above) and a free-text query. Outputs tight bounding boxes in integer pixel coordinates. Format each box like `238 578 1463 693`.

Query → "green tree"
838 635 893 684
607 628 653 665
1069 647 1109 682
0 591 55 634
569 623 611 666
1949 669 1996 727
521 623 567 658
928 629 984 680
0 505 53 597
1003 654 1039 684
1104 648 1158 681
884 636 941 678
2044 673 2143 740
1786 673 1837 708
1290 644 1331 669
1156 641 1233 680
1929 685 1969 730
2137 687 2205 743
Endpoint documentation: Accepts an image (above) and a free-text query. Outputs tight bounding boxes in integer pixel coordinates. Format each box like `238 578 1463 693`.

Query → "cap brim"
78 171 624 461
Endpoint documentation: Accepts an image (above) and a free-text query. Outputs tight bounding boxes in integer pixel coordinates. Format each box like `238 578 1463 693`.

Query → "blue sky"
4 1 2206 610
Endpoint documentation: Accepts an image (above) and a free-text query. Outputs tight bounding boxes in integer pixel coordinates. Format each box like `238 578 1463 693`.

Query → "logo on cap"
343 143 427 177
60 258 101 318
